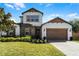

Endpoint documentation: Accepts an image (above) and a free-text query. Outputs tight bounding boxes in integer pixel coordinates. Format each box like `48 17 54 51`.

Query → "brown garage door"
47 29 67 41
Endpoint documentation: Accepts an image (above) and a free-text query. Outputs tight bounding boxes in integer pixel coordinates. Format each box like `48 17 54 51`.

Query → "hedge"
0 36 48 43
0 36 31 42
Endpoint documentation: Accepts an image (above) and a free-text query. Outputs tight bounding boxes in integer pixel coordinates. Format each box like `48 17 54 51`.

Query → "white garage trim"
42 23 72 41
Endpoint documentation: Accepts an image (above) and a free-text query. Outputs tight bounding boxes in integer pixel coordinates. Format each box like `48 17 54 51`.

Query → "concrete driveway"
50 41 79 56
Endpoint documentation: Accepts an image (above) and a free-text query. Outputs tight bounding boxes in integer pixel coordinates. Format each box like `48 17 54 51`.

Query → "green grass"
0 42 64 56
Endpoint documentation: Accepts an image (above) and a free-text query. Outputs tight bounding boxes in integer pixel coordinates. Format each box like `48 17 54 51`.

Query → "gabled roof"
42 17 72 26
22 8 43 15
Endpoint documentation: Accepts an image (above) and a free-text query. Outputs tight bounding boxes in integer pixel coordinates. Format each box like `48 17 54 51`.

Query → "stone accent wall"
20 23 41 39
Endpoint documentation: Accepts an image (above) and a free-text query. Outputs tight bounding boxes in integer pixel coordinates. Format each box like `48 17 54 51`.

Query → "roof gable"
22 8 43 15
42 17 72 26
48 17 65 23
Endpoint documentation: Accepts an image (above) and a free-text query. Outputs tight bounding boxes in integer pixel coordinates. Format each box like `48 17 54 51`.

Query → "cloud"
4 3 25 10
49 14 60 17
11 18 16 22
39 3 52 7
5 4 14 9
45 4 52 7
39 3 43 6
67 13 79 18
43 14 61 23
67 13 77 17
14 3 25 8
14 3 25 10
43 13 79 23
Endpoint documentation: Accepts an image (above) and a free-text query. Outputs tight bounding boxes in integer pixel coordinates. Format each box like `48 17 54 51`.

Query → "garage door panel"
47 29 67 41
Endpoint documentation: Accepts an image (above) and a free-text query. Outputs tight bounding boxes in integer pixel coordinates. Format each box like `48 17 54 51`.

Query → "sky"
0 3 79 23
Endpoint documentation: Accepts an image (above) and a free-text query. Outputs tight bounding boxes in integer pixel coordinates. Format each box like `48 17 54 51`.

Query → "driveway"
50 41 79 56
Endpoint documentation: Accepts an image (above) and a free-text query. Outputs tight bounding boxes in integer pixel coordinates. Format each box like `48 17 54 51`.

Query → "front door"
25 27 30 35
35 27 40 39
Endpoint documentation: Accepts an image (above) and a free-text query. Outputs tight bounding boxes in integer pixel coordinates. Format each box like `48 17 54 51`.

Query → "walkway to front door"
50 41 79 56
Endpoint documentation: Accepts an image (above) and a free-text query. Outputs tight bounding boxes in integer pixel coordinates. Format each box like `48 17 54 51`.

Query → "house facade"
15 8 43 39
1 8 72 41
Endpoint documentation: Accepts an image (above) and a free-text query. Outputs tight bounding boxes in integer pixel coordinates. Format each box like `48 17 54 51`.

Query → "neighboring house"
1 8 72 41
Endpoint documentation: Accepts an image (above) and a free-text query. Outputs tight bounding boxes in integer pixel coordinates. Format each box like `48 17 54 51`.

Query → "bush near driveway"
31 39 48 43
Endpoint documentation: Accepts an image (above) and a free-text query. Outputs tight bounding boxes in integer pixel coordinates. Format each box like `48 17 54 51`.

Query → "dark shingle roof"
22 8 43 15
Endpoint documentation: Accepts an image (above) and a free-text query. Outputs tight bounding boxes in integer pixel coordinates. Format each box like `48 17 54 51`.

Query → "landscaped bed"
0 36 48 43
0 42 64 56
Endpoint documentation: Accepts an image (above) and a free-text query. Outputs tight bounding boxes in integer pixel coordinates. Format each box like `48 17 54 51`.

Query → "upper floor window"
27 15 39 22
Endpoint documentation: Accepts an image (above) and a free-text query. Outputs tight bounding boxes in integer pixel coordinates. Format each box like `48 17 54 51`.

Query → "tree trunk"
6 31 9 37
0 31 1 37
0 30 2 37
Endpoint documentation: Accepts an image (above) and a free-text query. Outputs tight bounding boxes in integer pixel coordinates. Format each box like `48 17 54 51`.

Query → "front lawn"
0 42 64 56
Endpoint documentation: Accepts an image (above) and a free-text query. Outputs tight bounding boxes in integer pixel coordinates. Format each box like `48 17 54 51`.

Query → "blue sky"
0 3 79 23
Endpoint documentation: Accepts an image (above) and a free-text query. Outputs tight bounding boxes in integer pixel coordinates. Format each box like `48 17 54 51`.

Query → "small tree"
0 8 15 37
0 24 6 36
69 19 79 32
5 20 15 36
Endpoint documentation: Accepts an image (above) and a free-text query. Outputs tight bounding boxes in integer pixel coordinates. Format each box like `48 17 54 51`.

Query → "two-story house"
15 8 43 38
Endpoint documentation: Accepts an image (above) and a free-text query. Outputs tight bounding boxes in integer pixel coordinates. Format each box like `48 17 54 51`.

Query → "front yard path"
51 41 79 56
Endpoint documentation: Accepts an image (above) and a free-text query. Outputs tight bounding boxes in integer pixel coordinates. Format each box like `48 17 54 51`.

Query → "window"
26 15 39 22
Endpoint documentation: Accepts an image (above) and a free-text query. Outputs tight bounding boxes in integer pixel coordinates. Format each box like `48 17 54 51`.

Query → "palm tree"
0 8 5 20
0 8 5 36
5 20 15 36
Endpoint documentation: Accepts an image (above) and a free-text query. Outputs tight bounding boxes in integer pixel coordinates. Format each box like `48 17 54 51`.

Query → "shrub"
24 37 28 42
32 39 36 43
11 38 16 41
20 37 24 41
20 36 31 42
20 37 26 41
1 38 8 42
40 40 44 43
44 39 48 43
26 37 31 42
0 37 17 42
0 38 1 41
36 40 39 43
6 38 11 41
1 37 13 42
14 37 19 41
